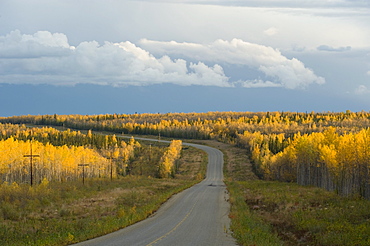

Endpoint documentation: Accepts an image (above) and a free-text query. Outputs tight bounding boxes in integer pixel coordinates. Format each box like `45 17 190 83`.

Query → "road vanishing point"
73 137 238 246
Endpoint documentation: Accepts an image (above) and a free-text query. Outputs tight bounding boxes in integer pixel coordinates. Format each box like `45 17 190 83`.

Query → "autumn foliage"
1 110 370 198
242 127 370 198
0 137 108 183
158 140 182 178
0 124 141 184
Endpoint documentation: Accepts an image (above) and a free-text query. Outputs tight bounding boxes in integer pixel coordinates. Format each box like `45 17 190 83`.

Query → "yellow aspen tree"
319 144 338 191
158 140 182 178
336 134 357 196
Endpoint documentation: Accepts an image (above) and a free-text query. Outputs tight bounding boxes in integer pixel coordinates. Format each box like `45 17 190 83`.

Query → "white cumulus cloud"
238 79 283 88
0 30 73 59
0 30 325 89
0 30 231 87
140 38 325 89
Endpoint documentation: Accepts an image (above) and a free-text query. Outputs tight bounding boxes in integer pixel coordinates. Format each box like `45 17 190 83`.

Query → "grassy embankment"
211 141 370 246
0 144 207 246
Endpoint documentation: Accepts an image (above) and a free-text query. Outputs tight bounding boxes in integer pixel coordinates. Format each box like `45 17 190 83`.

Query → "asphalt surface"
72 138 237 246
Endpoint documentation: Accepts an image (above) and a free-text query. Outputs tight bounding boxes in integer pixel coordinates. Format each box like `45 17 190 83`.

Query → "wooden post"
78 164 89 185
24 140 39 186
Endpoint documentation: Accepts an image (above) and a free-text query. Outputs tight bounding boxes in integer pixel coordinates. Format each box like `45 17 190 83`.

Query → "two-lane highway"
73 139 237 246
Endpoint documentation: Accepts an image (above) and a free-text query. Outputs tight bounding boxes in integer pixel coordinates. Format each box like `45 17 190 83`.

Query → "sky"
0 0 369 116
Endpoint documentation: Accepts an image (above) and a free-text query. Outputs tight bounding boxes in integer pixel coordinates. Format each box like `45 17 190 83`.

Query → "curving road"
73 138 237 246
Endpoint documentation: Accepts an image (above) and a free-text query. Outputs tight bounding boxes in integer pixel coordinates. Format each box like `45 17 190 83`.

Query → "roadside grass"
218 141 370 245
0 146 206 246
212 141 283 245
240 180 370 245
227 181 284 245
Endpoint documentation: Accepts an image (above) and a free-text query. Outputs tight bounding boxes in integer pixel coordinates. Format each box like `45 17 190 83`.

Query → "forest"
0 123 182 184
1 110 370 198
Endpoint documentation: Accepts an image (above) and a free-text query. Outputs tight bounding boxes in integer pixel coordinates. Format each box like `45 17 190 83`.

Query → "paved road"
73 138 237 246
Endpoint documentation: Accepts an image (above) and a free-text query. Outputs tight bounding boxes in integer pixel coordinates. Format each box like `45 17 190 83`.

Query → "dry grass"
176 146 207 180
